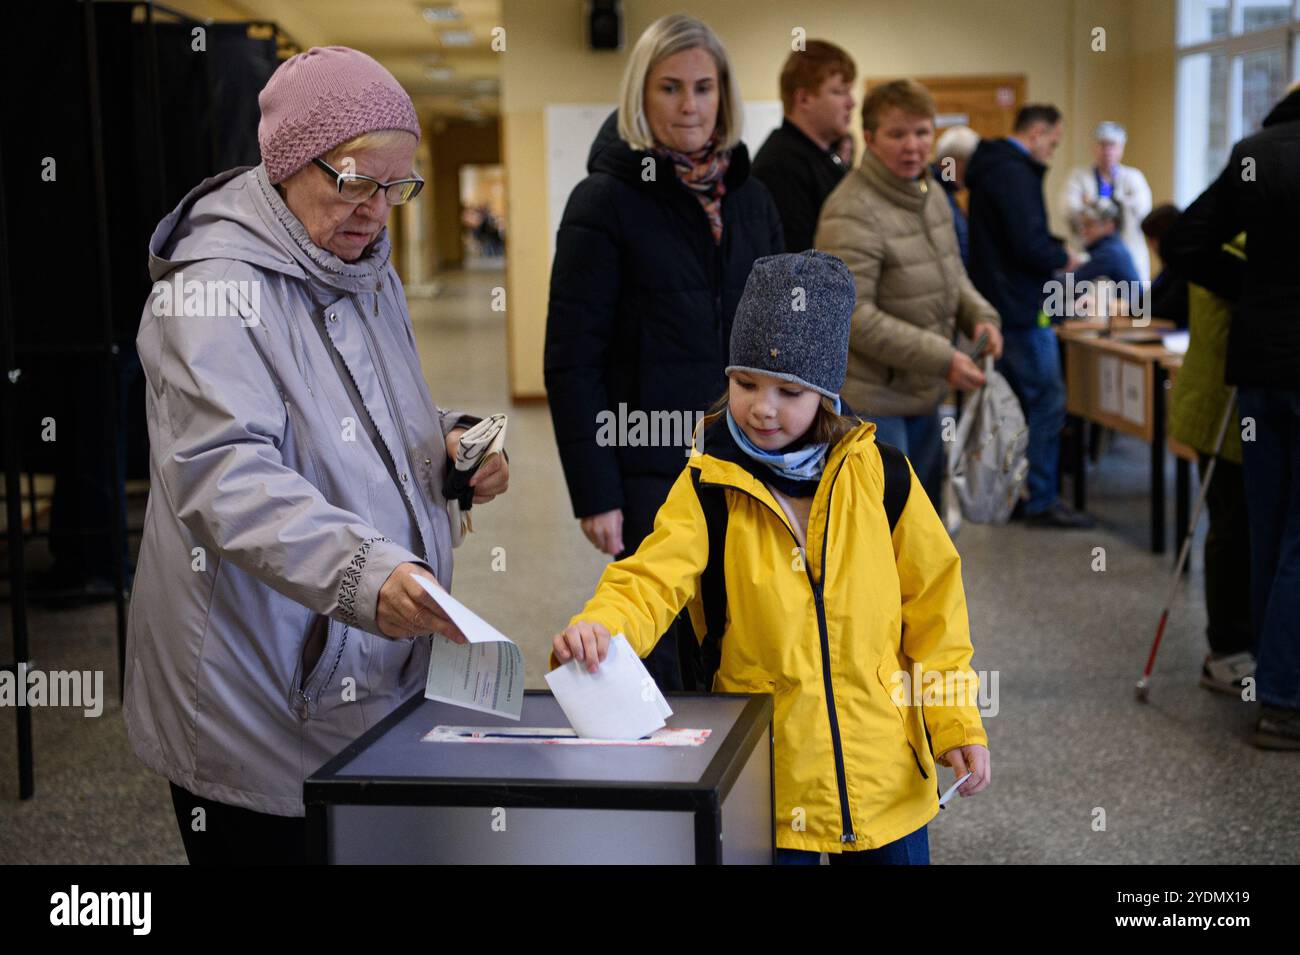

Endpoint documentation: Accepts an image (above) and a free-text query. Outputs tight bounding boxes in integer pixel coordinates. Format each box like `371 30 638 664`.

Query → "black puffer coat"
1162 87 1300 387
544 111 784 534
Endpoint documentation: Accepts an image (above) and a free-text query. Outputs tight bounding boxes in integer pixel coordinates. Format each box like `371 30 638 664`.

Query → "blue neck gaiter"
724 398 841 484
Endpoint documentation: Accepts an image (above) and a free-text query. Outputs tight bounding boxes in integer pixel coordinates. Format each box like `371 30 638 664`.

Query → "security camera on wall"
586 0 623 51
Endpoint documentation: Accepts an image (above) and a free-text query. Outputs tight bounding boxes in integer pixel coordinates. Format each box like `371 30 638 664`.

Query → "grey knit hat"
725 251 854 399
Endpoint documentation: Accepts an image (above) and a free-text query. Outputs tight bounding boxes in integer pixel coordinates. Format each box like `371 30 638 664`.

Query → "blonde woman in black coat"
544 14 783 690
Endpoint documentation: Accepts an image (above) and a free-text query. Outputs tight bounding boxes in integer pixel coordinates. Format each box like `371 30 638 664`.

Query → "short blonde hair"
617 14 742 152
861 79 936 133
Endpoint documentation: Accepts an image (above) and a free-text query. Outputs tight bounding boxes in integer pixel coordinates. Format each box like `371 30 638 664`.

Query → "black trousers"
1199 454 1253 656
169 782 309 865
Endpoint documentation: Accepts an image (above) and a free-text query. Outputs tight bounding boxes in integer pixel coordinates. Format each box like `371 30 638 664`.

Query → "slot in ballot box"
304 690 774 864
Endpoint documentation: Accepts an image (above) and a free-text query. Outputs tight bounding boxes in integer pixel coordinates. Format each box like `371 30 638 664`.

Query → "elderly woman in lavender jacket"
123 47 508 864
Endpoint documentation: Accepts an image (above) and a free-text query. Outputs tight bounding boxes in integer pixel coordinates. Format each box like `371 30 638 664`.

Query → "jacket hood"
1262 86 1300 127
965 136 1045 190
146 163 392 295
586 109 753 190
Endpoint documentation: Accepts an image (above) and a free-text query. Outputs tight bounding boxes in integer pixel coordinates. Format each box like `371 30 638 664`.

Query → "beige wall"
1127 0 1179 210
501 0 1177 399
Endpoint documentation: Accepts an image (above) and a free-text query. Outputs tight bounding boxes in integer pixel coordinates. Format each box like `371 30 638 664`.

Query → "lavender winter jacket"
125 164 469 816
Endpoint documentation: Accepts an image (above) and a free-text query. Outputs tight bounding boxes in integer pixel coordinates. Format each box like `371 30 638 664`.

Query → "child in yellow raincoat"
552 251 990 863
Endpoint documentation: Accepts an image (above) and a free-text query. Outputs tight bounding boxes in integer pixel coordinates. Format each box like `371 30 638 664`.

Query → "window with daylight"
1175 0 1300 205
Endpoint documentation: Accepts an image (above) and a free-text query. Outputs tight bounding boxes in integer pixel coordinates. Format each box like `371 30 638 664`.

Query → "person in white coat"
1063 121 1153 283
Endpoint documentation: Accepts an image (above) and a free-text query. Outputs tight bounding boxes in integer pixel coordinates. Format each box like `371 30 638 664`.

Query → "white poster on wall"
544 101 784 260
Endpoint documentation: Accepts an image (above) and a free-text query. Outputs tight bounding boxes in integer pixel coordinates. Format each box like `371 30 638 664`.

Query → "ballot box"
304 690 774 864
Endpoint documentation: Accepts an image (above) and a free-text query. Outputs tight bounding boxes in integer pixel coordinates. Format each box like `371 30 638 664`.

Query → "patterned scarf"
654 137 731 245
724 397 843 485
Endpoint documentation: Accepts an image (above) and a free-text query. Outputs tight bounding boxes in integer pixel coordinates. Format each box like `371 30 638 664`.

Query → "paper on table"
544 634 672 740
413 574 524 720
1162 330 1190 355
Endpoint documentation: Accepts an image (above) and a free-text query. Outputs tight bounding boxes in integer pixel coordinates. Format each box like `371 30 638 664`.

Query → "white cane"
1136 386 1238 702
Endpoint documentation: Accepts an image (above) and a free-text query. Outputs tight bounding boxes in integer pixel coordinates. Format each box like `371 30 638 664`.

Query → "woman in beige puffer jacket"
815 79 1000 508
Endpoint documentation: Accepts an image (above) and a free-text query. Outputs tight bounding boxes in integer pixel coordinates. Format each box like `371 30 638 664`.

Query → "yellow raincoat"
563 416 987 853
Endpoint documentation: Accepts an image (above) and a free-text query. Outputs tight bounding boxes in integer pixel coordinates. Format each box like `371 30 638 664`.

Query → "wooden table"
1055 320 1184 554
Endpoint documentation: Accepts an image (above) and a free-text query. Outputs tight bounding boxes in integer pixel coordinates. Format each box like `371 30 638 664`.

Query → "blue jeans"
776 825 929 865
997 326 1066 514
866 412 943 512
1236 387 1300 709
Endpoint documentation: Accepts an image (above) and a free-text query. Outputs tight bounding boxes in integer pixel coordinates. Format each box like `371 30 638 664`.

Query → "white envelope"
544 634 672 740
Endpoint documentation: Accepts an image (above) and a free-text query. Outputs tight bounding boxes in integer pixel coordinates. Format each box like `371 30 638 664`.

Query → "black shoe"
1023 501 1096 529
1254 705 1300 750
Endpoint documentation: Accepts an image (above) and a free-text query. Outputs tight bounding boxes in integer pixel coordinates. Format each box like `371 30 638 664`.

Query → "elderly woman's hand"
444 428 509 504
377 562 467 642
469 452 508 503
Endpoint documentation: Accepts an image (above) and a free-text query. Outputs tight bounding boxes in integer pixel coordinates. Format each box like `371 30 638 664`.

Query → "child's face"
728 371 823 450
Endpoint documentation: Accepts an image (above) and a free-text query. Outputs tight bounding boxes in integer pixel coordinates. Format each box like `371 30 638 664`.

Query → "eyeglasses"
312 158 425 205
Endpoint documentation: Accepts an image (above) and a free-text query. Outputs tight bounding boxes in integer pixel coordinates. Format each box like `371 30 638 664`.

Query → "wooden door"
865 73 1026 141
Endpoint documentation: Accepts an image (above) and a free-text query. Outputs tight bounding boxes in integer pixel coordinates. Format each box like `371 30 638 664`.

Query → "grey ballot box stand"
304 689 774 864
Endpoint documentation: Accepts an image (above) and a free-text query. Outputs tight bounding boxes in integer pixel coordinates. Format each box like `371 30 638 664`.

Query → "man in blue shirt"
967 104 1094 528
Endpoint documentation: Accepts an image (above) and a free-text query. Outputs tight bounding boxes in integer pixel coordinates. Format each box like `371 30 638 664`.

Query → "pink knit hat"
257 46 421 184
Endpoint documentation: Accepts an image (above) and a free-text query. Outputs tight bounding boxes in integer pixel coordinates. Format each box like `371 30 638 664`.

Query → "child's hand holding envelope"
546 631 672 740
552 620 613 673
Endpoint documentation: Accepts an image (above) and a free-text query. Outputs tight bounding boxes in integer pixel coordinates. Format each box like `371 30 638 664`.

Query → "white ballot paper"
414 574 525 720
544 634 673 740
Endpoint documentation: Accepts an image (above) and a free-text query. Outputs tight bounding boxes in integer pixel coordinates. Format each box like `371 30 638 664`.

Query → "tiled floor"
1 267 1295 863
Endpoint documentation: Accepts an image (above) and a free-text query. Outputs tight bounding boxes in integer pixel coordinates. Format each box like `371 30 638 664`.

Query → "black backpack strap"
690 468 729 690
876 441 912 533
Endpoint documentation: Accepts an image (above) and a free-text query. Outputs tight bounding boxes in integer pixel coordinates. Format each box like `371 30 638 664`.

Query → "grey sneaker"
1254 705 1300 751
1200 652 1255 696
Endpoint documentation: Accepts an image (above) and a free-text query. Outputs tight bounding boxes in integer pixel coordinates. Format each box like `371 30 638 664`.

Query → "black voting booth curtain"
0 1 278 581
